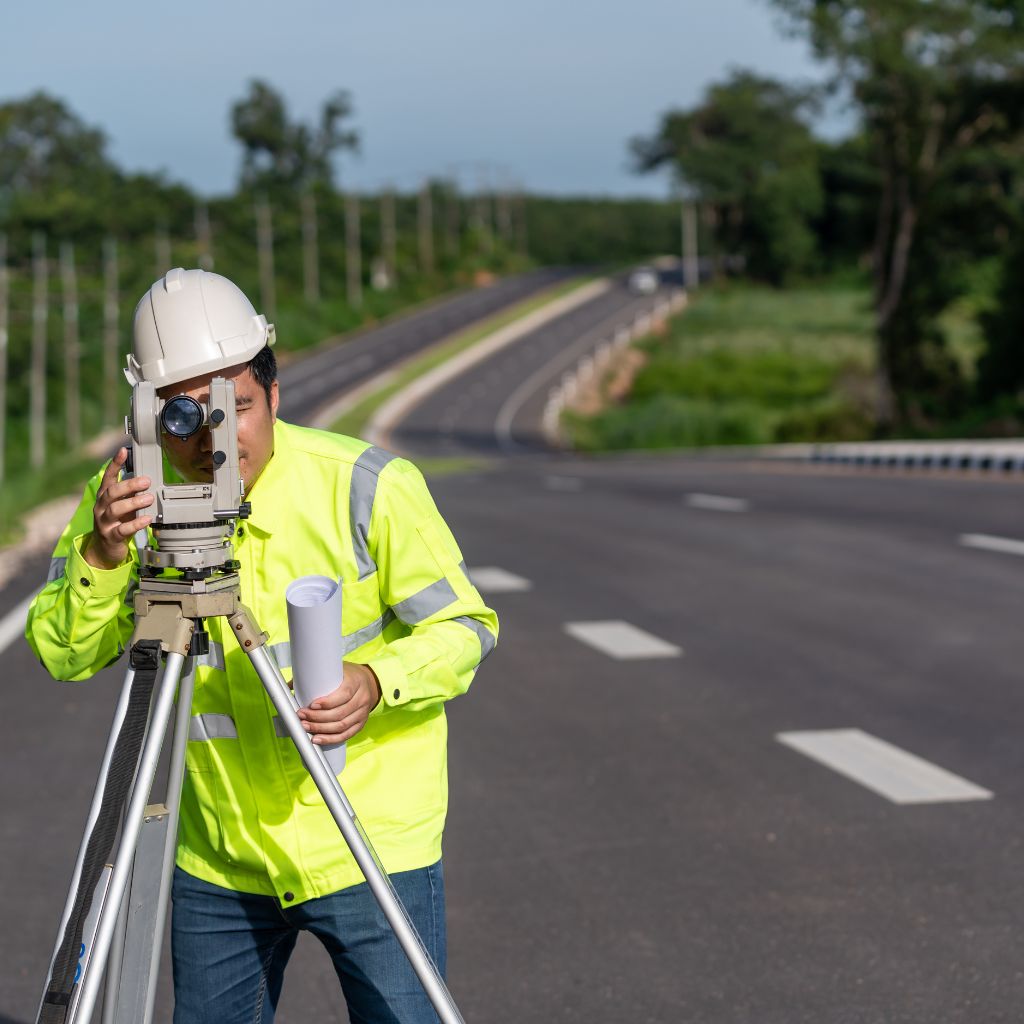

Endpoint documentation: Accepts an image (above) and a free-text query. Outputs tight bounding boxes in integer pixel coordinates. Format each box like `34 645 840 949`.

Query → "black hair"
247 345 277 406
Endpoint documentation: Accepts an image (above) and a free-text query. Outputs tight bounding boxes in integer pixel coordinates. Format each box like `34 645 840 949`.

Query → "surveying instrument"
36 376 466 1024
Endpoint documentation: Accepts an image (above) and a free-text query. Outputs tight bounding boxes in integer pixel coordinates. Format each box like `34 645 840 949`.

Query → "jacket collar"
243 419 291 537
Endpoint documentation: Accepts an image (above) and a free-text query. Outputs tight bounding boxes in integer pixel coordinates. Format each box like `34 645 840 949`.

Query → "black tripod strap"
38 640 162 1024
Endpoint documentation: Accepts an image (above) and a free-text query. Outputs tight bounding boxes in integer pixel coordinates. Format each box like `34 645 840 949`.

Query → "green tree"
769 0 1024 425
230 80 359 194
978 215 1024 402
631 70 824 284
0 91 119 235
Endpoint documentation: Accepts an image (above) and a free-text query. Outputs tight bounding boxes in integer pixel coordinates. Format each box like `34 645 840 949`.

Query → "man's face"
158 362 278 494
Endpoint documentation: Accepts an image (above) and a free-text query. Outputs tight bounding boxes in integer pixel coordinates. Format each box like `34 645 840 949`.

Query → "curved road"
392 275 665 456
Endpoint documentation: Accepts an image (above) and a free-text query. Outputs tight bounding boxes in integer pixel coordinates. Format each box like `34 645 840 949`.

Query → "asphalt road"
391 276 667 457
277 266 573 423
3 277 1024 1023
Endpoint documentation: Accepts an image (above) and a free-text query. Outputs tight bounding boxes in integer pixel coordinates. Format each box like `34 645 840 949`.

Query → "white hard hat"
126 268 275 389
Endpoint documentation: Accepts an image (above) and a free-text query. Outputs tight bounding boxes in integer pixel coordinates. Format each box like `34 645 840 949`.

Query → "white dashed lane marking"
467 567 533 593
959 533 1024 557
0 593 34 657
777 728 993 805
564 620 682 660
544 476 583 492
686 493 750 513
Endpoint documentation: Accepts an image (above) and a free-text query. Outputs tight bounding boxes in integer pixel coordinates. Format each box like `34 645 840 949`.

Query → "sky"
4 0 843 199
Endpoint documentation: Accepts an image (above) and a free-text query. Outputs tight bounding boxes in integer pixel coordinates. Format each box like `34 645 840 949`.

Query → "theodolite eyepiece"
160 395 205 439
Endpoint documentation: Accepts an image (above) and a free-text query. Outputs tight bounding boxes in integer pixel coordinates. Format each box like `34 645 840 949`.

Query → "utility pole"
255 194 276 322
0 234 8 485
495 182 512 244
381 188 397 289
345 191 363 309
103 238 120 427
444 179 460 262
301 190 320 304
418 182 434 277
514 189 528 259
31 232 48 470
195 202 213 270
473 167 493 258
60 241 81 450
682 200 699 290
155 222 172 278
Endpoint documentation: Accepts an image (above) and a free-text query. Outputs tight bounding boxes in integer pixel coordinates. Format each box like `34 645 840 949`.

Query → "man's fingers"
113 516 152 539
99 454 123 490
103 475 151 507
107 492 154 521
311 716 365 744
307 686 355 712
300 695 360 722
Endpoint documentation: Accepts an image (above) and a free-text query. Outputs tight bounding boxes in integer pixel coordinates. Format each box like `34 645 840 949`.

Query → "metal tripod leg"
37 666 139 1024
101 656 196 1024
37 651 189 1024
244 641 467 1024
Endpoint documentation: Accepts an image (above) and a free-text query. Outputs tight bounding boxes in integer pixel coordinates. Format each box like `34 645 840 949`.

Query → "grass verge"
567 282 878 451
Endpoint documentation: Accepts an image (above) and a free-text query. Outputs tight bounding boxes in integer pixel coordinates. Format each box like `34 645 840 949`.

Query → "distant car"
628 267 659 295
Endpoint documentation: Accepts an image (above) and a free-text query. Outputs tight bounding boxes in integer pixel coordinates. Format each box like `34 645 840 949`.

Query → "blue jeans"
171 862 447 1024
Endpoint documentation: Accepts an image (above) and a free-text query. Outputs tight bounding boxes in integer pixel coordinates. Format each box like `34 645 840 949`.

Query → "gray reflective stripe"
47 557 67 584
453 616 496 663
343 609 395 653
268 611 396 671
270 641 292 671
189 713 238 742
392 578 458 625
350 446 397 580
273 717 290 738
458 560 473 588
193 641 226 672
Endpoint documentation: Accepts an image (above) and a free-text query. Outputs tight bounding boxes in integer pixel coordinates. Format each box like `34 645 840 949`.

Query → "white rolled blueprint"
285 575 346 775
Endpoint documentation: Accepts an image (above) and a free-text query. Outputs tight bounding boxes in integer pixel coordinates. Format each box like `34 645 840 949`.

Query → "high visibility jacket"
26 419 498 905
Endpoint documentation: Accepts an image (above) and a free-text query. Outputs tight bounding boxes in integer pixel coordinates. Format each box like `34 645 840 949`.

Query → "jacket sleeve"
25 463 138 682
360 459 498 714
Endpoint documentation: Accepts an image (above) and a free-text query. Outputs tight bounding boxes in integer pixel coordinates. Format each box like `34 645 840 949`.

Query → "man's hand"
297 663 382 744
84 447 154 570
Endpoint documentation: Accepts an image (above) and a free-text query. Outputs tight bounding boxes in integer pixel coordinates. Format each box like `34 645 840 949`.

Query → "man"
26 268 498 1024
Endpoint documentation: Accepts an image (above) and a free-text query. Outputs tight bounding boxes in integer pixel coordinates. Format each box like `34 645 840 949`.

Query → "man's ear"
269 379 280 422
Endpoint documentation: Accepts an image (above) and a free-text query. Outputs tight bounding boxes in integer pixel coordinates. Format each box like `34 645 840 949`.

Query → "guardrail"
808 440 1024 472
543 288 689 445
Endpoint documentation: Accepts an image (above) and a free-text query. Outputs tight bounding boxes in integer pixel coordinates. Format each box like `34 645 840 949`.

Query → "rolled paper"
285 575 346 775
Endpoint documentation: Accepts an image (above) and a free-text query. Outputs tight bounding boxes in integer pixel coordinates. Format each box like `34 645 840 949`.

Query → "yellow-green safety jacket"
26 419 498 906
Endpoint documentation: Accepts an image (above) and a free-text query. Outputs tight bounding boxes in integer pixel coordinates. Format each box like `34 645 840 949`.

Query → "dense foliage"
632 71 825 285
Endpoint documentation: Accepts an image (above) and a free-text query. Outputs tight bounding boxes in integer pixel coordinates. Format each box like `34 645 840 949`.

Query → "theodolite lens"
161 395 205 439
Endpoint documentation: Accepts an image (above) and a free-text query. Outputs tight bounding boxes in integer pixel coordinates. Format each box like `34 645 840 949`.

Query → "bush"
568 395 777 451
631 348 838 407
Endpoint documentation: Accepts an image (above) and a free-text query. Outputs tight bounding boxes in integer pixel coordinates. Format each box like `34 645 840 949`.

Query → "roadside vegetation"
567 282 877 451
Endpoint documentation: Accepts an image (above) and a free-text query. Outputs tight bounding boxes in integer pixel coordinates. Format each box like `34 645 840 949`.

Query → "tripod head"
125 376 250 578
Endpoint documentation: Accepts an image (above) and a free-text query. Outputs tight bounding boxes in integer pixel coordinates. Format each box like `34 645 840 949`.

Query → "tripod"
36 568 466 1024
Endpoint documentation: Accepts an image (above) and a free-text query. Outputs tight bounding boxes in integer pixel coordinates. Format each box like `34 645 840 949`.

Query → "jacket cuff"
66 534 134 601
365 650 411 710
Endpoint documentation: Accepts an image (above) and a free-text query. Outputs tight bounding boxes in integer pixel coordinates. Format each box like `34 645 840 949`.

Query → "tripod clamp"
130 574 268 662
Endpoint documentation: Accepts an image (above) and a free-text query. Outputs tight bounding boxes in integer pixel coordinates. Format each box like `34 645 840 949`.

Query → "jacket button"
80 577 90 586
283 891 294 902
393 689 400 700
